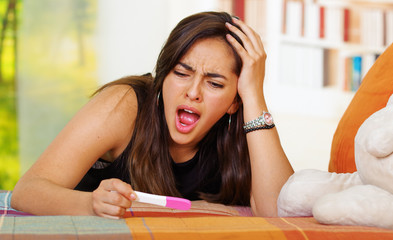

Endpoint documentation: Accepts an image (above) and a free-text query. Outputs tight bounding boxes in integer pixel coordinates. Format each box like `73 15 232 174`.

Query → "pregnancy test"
134 191 191 210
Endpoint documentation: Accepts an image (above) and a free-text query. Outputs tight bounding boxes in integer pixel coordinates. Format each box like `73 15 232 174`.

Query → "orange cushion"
329 43 393 173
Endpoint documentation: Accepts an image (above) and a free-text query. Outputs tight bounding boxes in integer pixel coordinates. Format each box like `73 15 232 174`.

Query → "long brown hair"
99 12 251 206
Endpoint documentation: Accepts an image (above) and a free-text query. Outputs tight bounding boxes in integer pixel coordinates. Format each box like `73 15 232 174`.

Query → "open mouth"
176 107 200 133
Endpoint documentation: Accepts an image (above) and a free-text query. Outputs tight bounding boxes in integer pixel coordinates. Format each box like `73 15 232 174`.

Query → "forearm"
248 129 293 217
11 175 94 216
243 95 294 217
225 16 294 216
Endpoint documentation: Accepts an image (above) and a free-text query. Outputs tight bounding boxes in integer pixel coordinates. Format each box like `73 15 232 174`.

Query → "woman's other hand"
225 17 267 106
92 178 136 219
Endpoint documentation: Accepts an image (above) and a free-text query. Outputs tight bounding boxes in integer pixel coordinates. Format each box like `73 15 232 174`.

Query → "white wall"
96 0 220 84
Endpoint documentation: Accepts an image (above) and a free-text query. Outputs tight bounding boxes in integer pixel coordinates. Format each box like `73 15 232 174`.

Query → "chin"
169 130 200 147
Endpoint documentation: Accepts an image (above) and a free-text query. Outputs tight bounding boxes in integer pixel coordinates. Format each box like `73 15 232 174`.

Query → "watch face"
263 112 273 126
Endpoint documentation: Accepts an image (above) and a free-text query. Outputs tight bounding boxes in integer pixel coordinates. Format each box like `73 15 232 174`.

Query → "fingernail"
130 193 136 200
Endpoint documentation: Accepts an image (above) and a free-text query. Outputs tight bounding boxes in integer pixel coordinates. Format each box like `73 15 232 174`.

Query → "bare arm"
226 18 294 217
245 100 294 217
11 85 138 218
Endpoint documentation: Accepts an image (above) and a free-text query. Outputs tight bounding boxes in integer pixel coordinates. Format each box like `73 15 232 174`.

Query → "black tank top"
74 148 221 200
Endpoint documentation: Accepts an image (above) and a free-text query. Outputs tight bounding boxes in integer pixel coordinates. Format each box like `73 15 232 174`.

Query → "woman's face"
162 37 239 156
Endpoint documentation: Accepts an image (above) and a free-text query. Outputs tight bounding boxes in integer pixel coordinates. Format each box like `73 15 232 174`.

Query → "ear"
226 97 240 115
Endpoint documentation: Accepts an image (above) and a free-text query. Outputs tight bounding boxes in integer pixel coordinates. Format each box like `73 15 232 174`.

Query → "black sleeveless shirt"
75 148 222 200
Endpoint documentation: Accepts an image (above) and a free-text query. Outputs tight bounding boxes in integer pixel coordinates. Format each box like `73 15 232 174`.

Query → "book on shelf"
244 0 267 37
360 8 385 48
285 0 304 37
387 10 393 46
343 8 350 42
348 8 361 43
324 6 345 42
304 3 320 39
218 0 233 14
351 55 362 91
221 0 268 38
319 5 325 39
341 53 379 92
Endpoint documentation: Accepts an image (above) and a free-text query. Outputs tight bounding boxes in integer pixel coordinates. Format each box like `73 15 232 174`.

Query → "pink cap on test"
165 197 192 210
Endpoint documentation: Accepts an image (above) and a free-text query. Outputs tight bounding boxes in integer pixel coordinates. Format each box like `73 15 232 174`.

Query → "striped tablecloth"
2 190 393 239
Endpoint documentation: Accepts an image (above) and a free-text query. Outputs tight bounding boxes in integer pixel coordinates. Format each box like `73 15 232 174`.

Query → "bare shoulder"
90 84 138 114
83 84 138 129
84 84 139 149
47 83 140 165
17 84 141 189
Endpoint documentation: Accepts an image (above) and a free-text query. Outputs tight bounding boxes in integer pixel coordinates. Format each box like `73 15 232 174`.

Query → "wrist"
239 87 264 103
87 192 98 216
241 94 267 123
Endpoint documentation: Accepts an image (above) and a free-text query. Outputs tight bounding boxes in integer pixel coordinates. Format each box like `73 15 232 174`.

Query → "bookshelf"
219 0 393 118
280 0 393 92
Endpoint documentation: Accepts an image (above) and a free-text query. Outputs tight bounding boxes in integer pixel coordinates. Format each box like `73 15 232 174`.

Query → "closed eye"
209 81 224 88
174 70 189 77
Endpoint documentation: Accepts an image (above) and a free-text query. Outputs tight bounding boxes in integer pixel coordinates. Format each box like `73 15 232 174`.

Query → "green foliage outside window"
0 0 98 190
0 0 19 190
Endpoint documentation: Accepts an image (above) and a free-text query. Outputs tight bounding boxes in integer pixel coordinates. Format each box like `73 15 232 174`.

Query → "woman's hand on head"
225 18 267 105
92 178 136 219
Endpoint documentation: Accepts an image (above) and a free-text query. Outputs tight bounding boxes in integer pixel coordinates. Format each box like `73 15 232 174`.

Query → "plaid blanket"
2 191 393 239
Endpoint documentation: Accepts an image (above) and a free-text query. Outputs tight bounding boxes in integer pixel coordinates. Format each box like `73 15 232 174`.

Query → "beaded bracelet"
244 123 275 133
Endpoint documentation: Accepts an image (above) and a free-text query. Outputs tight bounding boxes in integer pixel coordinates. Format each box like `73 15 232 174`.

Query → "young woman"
11 11 293 219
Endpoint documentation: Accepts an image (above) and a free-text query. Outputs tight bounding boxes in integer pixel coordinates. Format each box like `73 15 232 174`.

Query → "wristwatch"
243 111 275 133
262 111 274 126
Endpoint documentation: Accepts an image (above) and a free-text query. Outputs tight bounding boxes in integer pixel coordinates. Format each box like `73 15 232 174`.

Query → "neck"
169 144 199 164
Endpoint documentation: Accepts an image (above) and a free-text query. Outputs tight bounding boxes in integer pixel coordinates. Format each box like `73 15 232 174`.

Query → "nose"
186 76 202 102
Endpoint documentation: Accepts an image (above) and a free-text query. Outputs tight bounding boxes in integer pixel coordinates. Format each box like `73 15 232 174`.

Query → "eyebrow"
178 62 228 80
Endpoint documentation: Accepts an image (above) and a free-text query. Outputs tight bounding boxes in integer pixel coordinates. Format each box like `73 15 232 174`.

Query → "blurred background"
1 0 19 190
0 0 232 190
1 0 392 190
